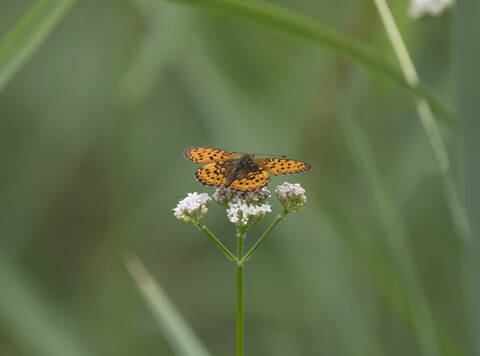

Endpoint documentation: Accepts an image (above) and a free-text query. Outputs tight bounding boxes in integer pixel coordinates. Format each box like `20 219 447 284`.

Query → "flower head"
213 186 271 206
214 187 272 228
226 201 272 227
408 0 454 19
275 182 307 212
173 192 211 225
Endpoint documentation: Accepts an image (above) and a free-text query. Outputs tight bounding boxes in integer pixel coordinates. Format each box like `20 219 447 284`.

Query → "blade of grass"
372 0 470 244
118 1 192 106
163 0 455 121
0 251 93 356
320 199 465 356
126 256 213 356
0 0 74 91
454 0 480 353
340 109 441 356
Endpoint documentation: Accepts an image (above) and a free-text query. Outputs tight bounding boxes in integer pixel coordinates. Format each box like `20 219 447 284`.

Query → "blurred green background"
0 0 478 355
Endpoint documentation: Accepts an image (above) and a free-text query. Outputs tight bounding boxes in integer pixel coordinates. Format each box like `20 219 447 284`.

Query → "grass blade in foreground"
340 110 442 356
0 0 74 91
454 0 480 353
126 256 213 356
164 0 454 121
0 252 93 356
373 0 470 243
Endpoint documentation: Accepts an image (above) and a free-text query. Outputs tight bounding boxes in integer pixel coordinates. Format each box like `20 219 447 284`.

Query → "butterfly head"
233 153 258 170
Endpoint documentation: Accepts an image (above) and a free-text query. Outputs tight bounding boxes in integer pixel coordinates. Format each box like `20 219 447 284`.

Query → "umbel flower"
226 201 272 227
173 192 211 225
408 0 454 18
275 182 307 213
214 187 272 228
213 186 271 206
173 182 308 356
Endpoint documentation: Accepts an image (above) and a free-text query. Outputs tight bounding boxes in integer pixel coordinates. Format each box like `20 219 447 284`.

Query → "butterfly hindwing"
229 169 270 192
256 158 311 176
184 147 241 163
195 162 227 187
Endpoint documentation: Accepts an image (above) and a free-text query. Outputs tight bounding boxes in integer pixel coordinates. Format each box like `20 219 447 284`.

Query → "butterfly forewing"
255 158 311 176
184 147 241 163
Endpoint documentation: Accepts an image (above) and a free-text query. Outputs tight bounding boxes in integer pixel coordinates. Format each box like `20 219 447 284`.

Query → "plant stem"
241 210 287 263
164 0 455 120
236 229 245 356
197 224 237 261
373 0 448 172
373 0 470 242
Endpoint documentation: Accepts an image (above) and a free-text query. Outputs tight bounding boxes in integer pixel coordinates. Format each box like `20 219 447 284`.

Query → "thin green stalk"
373 0 448 172
164 0 456 121
242 210 287 263
0 0 75 91
197 224 237 261
236 229 245 356
373 0 470 242
126 256 213 356
340 110 441 356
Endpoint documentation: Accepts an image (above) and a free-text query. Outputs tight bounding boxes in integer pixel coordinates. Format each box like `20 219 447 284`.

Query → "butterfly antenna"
253 153 287 158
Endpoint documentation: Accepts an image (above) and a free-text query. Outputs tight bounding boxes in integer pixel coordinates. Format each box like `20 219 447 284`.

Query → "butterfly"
184 147 311 192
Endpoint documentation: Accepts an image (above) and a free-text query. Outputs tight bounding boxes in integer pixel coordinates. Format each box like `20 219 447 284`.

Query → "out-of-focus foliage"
0 0 476 355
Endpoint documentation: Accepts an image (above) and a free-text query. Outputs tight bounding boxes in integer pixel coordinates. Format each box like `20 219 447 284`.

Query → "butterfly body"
222 154 257 186
184 147 311 192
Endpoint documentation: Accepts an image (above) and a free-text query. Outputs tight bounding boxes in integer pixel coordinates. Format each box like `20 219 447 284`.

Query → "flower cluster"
275 182 307 212
214 187 272 228
173 183 307 228
173 192 211 225
213 186 271 206
408 0 454 19
226 201 272 227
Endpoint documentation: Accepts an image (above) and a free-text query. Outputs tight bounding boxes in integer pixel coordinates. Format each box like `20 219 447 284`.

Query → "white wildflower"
275 182 307 212
408 0 454 19
173 192 211 224
214 186 271 206
226 201 271 227
214 186 272 227
213 186 236 206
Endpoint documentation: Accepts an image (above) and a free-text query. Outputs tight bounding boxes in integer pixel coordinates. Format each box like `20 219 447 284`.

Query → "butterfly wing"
195 162 228 187
255 158 311 176
184 147 241 163
228 169 270 192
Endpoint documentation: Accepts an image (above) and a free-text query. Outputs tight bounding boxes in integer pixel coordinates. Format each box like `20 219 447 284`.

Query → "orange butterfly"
184 147 311 192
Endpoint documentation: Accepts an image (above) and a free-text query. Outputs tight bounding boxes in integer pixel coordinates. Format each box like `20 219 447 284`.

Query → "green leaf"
0 0 75 91
164 0 455 121
126 256 213 356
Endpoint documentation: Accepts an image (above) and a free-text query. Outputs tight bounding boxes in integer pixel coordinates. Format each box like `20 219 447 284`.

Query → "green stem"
164 0 456 121
236 229 245 356
373 0 448 172
0 0 75 91
373 0 470 242
197 224 237 261
241 210 287 263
